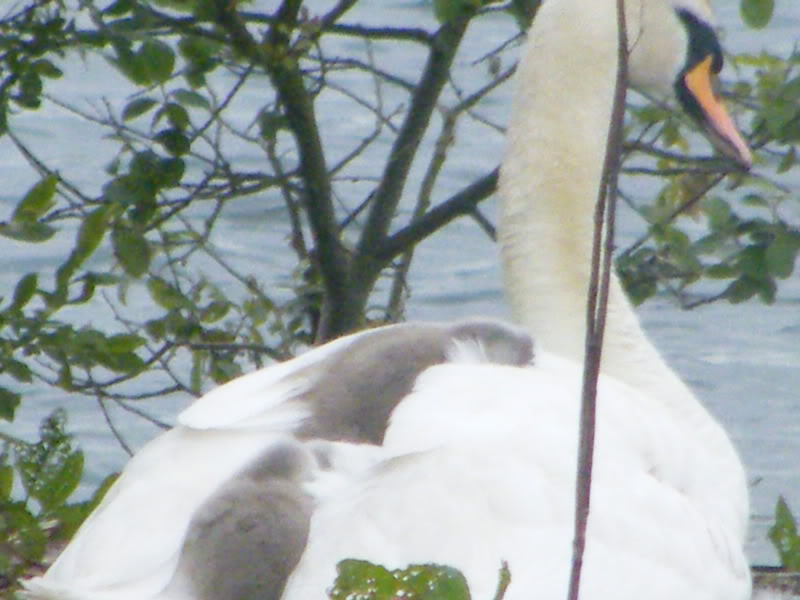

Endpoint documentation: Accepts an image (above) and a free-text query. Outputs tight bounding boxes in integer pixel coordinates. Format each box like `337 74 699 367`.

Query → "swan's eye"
676 9 724 76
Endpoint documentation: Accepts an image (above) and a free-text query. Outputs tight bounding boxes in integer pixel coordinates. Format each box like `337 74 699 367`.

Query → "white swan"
24 0 754 599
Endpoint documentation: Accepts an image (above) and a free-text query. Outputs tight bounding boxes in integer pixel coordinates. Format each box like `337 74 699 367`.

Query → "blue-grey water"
1 0 798 566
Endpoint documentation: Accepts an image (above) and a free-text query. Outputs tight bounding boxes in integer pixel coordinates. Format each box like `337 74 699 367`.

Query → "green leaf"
761 99 798 138
122 97 158 121
769 497 800 570
184 65 208 88
103 0 135 16
190 350 205 394
173 88 211 110
50 503 92 541
758 278 777 304
75 206 112 260
112 225 151 278
200 300 230 323
3 358 33 383
209 355 241 383
783 77 800 103
0 465 13 499
11 273 38 310
88 473 119 511
13 175 58 222
740 0 774 29
778 147 796 174
741 193 768 208
178 35 220 65
766 233 798 279
147 277 190 310
736 245 767 279
16 69 43 108
0 105 7 137
161 102 190 130
0 387 21 421
33 59 64 79
508 0 539 29
0 502 47 561
110 43 150 85
14 410 83 512
157 157 186 187
152 0 199 12
58 362 74 391
99 349 146 374
330 560 472 600
37 451 84 512
155 128 190 156
329 560 403 599
703 197 733 231
103 174 154 207
725 276 758 303
129 150 160 178
128 151 184 189
107 333 146 353
0 220 57 242
140 39 175 84
706 264 737 279
54 206 112 295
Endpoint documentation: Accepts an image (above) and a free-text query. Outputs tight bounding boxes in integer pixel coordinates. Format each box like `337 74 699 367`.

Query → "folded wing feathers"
24 320 541 600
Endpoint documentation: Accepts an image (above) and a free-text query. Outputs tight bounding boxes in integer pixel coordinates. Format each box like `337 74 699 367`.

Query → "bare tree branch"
356 16 474 262
377 168 498 262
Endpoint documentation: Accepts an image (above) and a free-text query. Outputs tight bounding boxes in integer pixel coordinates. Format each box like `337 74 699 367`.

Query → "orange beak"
683 55 752 169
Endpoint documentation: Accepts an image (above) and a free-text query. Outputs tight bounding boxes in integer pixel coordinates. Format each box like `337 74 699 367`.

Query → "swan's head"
627 0 752 168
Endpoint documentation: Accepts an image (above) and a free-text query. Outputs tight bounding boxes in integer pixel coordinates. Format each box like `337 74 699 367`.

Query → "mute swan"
24 0 754 599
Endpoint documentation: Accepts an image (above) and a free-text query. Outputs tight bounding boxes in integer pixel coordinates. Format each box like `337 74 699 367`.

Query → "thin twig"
377 169 499 262
618 173 724 260
97 396 134 456
183 342 288 362
492 561 512 600
386 110 456 320
567 2 628 599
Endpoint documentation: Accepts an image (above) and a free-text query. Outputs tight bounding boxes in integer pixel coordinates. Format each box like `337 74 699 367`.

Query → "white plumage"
24 0 756 598
285 355 749 599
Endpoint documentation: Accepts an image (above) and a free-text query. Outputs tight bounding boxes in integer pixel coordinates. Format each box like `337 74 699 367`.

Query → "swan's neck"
498 0 748 552
498 0 685 402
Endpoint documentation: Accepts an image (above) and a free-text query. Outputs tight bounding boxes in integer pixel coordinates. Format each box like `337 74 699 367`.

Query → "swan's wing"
177 318 533 434
25 319 535 600
26 429 304 600
283 359 751 600
28 326 422 598
176 327 387 430
24 326 338 600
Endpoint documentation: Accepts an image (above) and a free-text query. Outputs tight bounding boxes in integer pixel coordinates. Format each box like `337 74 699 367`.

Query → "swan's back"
281 355 749 600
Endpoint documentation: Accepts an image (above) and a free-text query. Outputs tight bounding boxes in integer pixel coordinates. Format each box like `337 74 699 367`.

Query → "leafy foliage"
740 0 775 29
330 560 471 599
0 410 115 595
329 559 512 599
769 497 800 571
617 22 800 308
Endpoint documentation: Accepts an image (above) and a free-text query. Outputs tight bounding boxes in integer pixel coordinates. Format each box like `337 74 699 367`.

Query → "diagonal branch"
376 168 498 263
355 15 474 264
213 0 350 307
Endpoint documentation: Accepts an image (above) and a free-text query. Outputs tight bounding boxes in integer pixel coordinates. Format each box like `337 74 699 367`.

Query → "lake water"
1 0 798 566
